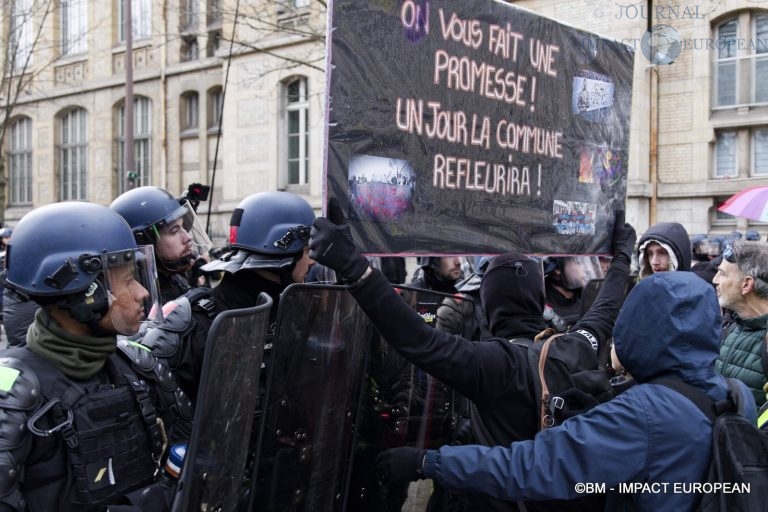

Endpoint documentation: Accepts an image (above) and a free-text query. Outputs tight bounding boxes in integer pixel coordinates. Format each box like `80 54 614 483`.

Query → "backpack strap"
537 333 565 430
650 376 742 424
649 376 718 422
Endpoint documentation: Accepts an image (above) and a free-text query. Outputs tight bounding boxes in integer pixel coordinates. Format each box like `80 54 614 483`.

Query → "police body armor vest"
7 347 163 511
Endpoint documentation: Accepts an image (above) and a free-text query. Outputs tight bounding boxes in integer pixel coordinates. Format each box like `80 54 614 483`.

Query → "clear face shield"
559 256 605 290
96 244 163 336
178 198 213 258
154 200 213 272
697 238 721 260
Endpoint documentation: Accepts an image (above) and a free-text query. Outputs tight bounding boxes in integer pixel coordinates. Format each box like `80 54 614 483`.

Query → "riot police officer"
141 190 316 399
139 191 315 510
110 186 212 303
0 201 193 511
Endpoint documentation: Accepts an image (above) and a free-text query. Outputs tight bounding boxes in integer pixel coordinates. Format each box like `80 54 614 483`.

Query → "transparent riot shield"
249 283 372 512
171 292 273 512
387 284 468 450
345 285 474 512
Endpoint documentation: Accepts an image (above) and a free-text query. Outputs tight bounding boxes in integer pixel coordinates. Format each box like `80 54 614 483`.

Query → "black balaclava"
480 252 548 339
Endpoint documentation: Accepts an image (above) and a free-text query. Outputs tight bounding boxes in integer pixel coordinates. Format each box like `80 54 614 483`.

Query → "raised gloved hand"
309 217 370 284
376 446 426 484
436 294 473 335
611 210 636 262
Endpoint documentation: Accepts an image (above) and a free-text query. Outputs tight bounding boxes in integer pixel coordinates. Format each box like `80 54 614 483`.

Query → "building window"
714 196 736 222
181 36 199 61
61 0 87 56
58 108 88 200
756 14 768 104
206 29 221 57
118 0 152 43
8 117 33 205
283 77 309 187
181 92 199 133
117 97 152 192
9 0 33 71
208 87 223 130
714 130 738 178
207 0 222 27
277 0 310 28
181 0 198 31
713 13 768 108
754 127 768 176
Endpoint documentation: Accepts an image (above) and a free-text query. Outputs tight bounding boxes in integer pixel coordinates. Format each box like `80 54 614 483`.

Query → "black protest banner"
325 0 635 255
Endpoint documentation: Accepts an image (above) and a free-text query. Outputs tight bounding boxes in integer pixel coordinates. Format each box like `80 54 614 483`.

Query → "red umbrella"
717 186 768 222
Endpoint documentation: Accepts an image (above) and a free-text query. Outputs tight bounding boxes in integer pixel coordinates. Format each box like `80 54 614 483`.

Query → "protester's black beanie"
480 252 548 339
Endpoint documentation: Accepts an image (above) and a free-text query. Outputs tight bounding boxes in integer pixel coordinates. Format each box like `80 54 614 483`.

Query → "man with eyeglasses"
713 240 768 406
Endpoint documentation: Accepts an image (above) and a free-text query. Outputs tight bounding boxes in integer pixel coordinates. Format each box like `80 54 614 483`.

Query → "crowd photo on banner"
0 0 766 512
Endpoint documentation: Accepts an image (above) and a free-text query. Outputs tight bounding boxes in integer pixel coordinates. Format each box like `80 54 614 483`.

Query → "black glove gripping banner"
325 0 634 255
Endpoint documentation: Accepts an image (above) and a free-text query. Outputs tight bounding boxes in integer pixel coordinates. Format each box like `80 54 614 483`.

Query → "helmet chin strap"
160 255 195 274
278 252 303 287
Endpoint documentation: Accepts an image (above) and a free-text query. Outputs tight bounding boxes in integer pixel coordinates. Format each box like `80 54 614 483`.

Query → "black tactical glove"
611 210 636 262
376 446 426 485
309 217 370 284
436 294 473 335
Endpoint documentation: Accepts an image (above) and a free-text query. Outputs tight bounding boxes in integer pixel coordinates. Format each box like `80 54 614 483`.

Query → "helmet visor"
101 244 163 335
559 256 604 290
698 239 721 259
176 199 213 258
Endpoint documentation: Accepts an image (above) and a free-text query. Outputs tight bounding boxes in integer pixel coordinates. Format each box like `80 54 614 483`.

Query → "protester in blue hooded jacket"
375 272 756 512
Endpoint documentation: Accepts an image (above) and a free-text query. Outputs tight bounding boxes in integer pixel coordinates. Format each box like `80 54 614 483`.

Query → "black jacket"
349 254 631 511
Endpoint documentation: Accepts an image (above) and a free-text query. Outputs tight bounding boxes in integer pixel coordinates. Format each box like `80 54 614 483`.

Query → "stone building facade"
1 0 766 244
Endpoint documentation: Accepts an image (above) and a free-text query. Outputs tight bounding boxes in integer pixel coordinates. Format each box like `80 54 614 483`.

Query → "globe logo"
641 24 682 65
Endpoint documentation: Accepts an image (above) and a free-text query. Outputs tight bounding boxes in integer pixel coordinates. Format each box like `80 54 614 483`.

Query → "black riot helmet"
201 191 316 275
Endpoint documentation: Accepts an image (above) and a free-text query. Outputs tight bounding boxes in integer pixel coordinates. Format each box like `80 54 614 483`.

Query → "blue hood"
613 272 723 395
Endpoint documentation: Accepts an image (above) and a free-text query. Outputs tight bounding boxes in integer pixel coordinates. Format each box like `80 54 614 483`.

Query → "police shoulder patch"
0 366 20 393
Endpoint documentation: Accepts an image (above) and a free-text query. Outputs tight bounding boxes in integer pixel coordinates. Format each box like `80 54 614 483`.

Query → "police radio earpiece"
63 277 110 324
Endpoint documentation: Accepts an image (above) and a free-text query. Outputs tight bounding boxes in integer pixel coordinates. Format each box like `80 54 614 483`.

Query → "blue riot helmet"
110 186 212 271
745 230 761 241
720 234 739 253
692 236 721 262
5 202 162 335
201 191 316 275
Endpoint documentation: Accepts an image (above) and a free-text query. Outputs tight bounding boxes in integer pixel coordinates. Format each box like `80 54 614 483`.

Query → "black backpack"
651 376 768 512
513 332 614 430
